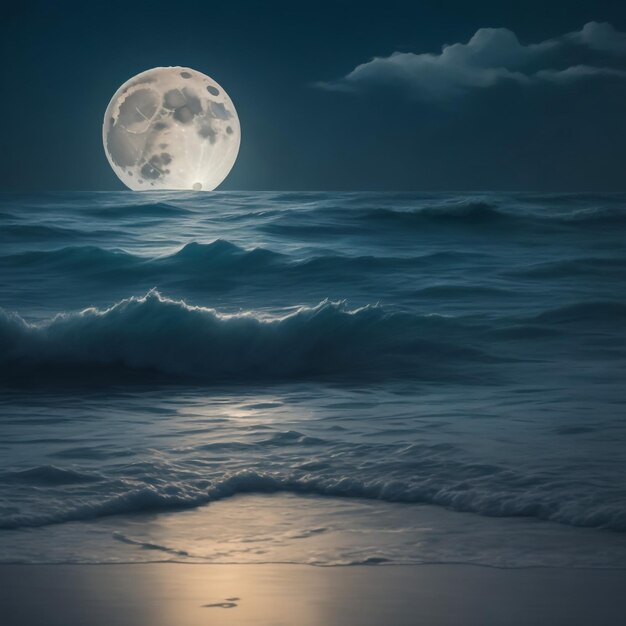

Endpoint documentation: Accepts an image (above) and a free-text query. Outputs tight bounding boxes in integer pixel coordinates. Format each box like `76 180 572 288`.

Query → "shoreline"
3 559 626 571
3 493 626 570
2 562 626 626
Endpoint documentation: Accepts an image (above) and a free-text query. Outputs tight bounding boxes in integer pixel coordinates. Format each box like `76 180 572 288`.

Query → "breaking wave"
2 465 626 532
0 290 486 383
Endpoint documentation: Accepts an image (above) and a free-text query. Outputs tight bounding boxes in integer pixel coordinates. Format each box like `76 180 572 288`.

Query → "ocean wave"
414 285 516 298
259 197 626 238
0 246 139 271
0 241 489 281
364 202 626 229
162 240 285 270
0 223 126 244
256 200 509 238
532 301 626 325
509 257 626 279
0 241 277 276
365 201 507 224
0 290 486 383
560 205 626 225
0 224 87 242
292 250 483 275
2 467 625 532
3 465 102 485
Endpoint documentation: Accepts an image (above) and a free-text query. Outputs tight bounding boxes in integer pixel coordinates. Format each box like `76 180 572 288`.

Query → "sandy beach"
1 563 626 626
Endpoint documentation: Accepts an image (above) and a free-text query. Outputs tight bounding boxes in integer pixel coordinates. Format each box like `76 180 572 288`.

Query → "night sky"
2 0 626 191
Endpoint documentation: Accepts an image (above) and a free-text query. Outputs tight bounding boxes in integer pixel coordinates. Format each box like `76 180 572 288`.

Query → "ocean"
1 191 625 568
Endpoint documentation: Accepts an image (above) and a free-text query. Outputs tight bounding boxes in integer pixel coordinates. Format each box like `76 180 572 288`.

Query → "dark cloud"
317 22 626 101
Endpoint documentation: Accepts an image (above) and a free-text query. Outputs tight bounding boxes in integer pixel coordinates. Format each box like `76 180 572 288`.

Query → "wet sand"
1 563 625 626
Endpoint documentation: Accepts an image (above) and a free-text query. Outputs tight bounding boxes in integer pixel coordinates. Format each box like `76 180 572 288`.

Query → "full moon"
103 67 240 191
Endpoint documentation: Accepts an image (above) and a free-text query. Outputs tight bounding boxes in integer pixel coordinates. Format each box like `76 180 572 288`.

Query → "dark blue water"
1 191 625 565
